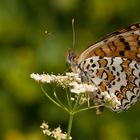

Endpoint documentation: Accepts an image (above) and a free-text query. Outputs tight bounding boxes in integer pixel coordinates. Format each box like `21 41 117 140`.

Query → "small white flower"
40 122 72 140
40 121 49 129
40 122 52 136
101 91 121 109
70 82 97 94
42 74 53 83
42 129 52 136
30 73 42 81
66 72 81 82
51 127 63 139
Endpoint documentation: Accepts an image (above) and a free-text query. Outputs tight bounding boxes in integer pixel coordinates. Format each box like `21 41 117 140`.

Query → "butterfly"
66 23 140 113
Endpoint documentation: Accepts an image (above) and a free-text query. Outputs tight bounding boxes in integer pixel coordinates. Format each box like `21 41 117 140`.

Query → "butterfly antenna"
64 19 76 74
72 18 75 50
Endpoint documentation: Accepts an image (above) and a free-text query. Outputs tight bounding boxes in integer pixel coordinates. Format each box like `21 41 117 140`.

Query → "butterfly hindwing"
78 56 140 111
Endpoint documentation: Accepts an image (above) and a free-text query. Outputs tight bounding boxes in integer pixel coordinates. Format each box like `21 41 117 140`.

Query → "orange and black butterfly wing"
78 23 140 62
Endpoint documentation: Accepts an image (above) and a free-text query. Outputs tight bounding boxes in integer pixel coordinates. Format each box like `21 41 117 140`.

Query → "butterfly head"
66 48 79 72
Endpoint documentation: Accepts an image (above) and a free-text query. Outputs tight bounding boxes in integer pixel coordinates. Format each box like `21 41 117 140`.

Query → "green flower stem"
66 90 72 110
66 93 83 140
73 93 83 112
66 113 74 140
41 85 69 113
74 104 103 114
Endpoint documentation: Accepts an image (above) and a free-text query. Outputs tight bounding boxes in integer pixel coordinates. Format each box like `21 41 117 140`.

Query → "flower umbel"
30 72 98 95
31 72 122 140
40 122 72 140
30 72 121 109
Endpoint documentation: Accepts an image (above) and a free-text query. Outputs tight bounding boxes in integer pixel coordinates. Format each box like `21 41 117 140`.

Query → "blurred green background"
1 0 140 140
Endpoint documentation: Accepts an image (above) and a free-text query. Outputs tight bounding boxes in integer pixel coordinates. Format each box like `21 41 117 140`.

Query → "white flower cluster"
30 72 121 111
69 82 97 94
40 122 72 140
30 72 97 94
102 91 121 109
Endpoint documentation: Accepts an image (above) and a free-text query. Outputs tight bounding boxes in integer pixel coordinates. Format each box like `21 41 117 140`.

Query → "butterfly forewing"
78 23 140 63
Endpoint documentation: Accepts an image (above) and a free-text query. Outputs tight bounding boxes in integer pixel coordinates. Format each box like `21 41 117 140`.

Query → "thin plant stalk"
66 113 74 140
66 93 83 140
